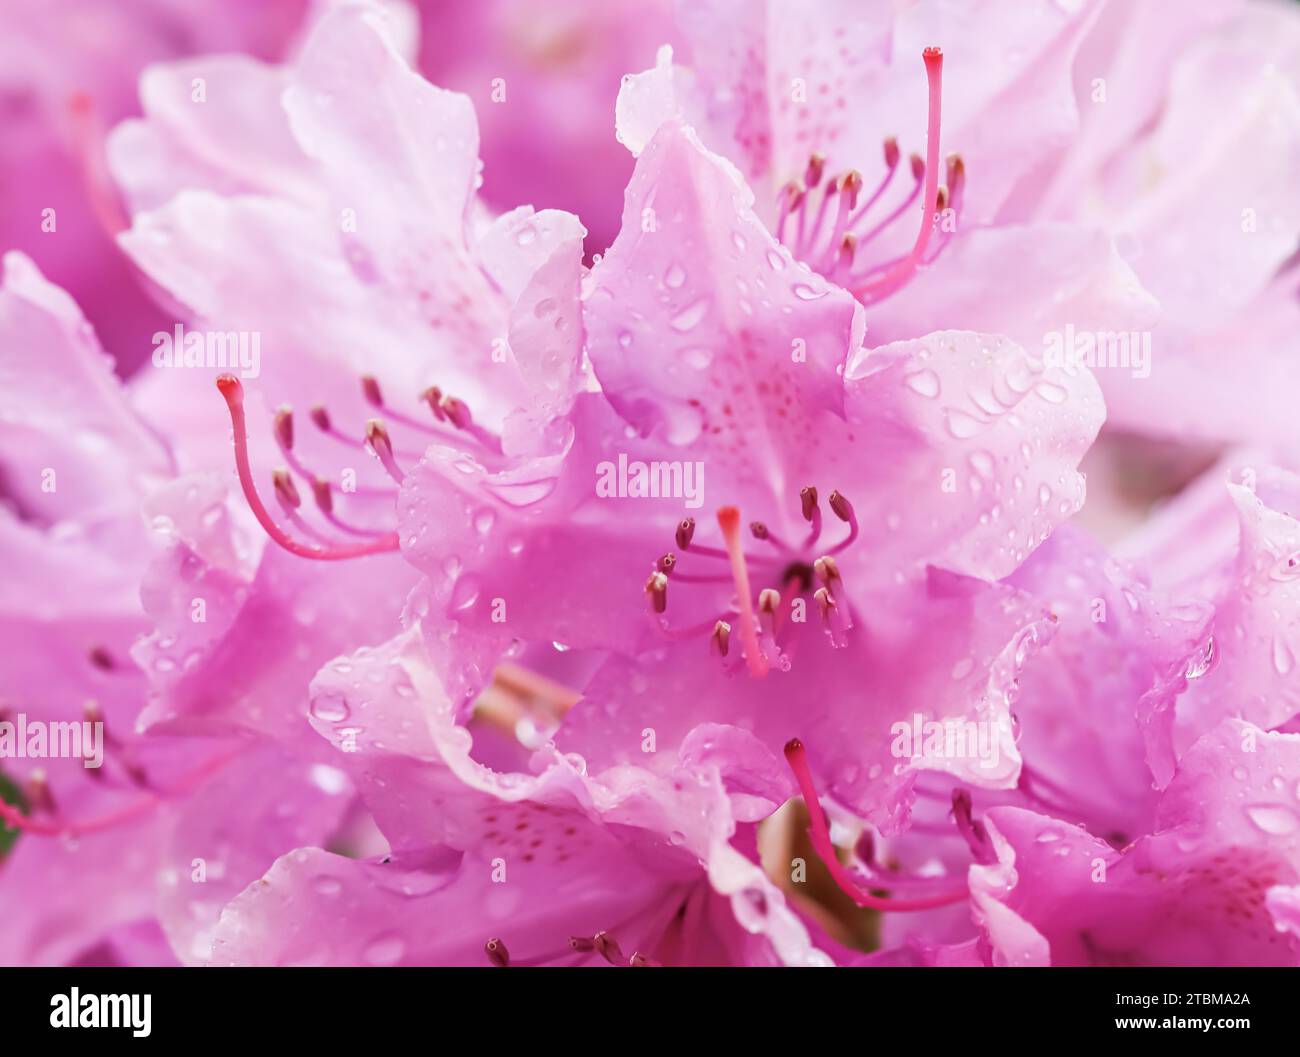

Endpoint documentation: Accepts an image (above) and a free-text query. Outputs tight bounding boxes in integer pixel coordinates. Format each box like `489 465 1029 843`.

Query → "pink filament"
784 738 969 912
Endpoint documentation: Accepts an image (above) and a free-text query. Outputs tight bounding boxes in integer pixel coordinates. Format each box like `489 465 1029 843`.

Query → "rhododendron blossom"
3 0 1300 984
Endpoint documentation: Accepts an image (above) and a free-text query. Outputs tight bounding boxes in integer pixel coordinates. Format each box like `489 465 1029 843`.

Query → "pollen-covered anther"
758 588 781 636
440 394 472 429
657 553 677 574
813 586 837 622
485 937 510 967
272 469 301 511
813 555 842 593
837 234 857 269
274 405 294 450
421 386 447 422
25 769 55 814
593 931 624 965
827 490 854 521
361 375 383 407
782 179 807 211
935 185 949 212
675 517 696 550
365 419 406 484
805 152 826 188
311 476 333 514
883 136 900 168
711 619 732 657
946 153 965 190
839 170 863 210
645 571 669 614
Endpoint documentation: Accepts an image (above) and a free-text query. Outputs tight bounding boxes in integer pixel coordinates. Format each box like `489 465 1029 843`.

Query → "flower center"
215 372 502 561
644 486 860 674
775 48 960 305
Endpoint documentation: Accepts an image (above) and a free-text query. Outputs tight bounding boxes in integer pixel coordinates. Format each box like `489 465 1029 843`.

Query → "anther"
361 375 383 407
883 136 900 169
568 936 596 952
440 395 471 429
485 938 510 967
593 931 624 965
909 152 925 180
675 517 696 550
274 406 294 450
758 588 781 636
311 476 333 514
805 153 826 188
750 521 769 541
365 419 405 484
837 234 857 270
88 646 115 671
630 952 660 967
811 585 832 618
800 486 819 522
839 170 863 210
710 619 731 657
645 571 669 614
813 555 841 593
935 185 949 212
25 770 55 814
421 386 447 422
272 469 301 511
309 405 331 432
657 553 677 575
827 490 853 521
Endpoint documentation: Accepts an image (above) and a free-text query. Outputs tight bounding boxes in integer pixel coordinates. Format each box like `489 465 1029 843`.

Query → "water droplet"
669 298 709 332
904 369 941 398
363 933 406 966
1245 803 1300 836
664 262 686 289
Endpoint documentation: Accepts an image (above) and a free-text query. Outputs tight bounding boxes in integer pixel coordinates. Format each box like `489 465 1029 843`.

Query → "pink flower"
4 0 1300 970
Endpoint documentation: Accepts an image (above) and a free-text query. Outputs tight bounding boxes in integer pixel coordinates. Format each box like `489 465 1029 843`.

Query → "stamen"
758 587 781 637
800 485 822 548
716 506 769 677
804 152 826 189
88 646 115 671
485 938 510 967
813 555 841 596
272 469 301 511
645 571 669 614
710 619 731 657
630 952 660 967
216 376 401 561
274 406 294 450
784 739 968 911
854 48 944 302
827 489 860 554
365 419 406 485
593 931 625 966
675 518 695 549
